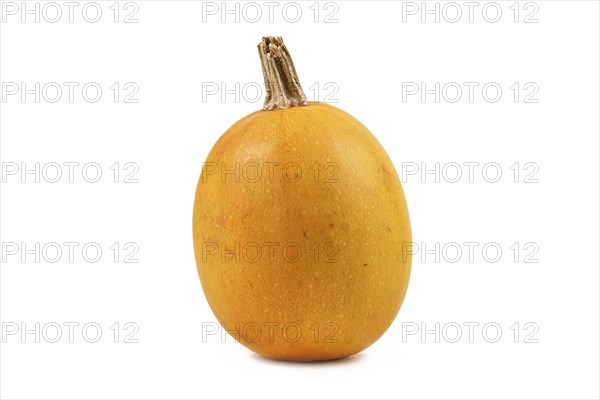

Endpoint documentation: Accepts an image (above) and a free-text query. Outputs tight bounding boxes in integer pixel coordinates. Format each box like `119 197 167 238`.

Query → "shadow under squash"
250 352 365 367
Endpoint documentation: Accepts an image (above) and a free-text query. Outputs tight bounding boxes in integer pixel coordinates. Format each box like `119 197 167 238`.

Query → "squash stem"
258 36 308 110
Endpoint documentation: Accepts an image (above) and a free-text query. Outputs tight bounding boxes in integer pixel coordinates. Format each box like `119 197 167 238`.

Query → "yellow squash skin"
193 102 411 361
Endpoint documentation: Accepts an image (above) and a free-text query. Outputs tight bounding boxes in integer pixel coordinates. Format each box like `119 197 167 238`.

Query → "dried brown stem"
258 36 308 110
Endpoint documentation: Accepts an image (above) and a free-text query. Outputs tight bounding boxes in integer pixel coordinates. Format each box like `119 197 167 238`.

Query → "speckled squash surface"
192 38 411 361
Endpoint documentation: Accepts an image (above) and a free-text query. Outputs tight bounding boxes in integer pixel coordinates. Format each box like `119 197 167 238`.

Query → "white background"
1 1 599 399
